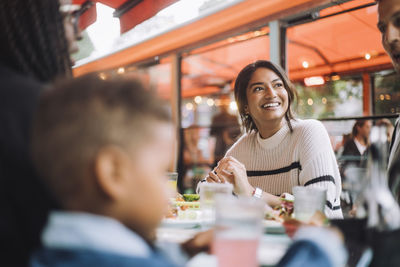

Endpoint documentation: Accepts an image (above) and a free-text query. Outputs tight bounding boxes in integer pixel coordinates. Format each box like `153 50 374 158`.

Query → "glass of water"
199 183 233 224
213 195 264 267
293 186 326 222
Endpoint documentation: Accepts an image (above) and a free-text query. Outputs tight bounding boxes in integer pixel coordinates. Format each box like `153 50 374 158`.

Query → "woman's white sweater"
226 119 343 219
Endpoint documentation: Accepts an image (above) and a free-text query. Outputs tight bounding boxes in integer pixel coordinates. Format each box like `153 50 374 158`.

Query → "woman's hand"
204 157 282 207
213 156 253 196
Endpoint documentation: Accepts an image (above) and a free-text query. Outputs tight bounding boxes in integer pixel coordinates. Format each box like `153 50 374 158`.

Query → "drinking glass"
293 186 326 222
199 183 233 223
342 166 367 203
213 196 264 267
167 172 178 193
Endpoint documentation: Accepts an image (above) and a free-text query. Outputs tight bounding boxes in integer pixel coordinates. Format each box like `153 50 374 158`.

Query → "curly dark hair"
234 60 297 133
0 0 71 82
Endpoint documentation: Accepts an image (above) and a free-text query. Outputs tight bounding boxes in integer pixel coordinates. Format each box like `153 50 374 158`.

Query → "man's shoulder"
30 247 178 267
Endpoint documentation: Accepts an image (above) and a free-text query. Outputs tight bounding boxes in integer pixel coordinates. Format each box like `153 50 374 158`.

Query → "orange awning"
73 0 331 77
73 0 392 99
179 0 390 96
73 0 177 33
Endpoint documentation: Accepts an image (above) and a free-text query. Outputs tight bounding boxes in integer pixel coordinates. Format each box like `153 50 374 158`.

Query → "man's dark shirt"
388 119 400 203
341 139 368 169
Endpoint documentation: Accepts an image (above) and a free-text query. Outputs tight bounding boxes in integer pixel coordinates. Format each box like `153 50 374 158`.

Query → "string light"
194 96 202 104
331 74 340 81
186 103 193 110
117 67 125 74
207 98 214 106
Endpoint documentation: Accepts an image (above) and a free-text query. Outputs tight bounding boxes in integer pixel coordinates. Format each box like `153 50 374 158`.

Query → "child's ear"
94 146 129 200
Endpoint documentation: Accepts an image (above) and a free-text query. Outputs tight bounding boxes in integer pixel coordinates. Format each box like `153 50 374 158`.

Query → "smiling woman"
245 67 290 138
235 61 296 135
204 60 343 219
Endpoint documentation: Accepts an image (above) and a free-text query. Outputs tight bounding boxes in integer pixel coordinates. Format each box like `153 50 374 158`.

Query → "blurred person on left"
0 0 72 266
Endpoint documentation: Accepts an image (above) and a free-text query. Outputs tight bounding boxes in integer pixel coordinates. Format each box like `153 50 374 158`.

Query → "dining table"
156 218 292 267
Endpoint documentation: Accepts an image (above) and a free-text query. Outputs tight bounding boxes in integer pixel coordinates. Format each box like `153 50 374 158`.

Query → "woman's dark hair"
352 119 368 136
234 60 297 133
0 0 71 82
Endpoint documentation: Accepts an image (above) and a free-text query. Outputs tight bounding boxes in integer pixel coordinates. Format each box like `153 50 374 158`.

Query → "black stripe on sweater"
304 175 335 187
326 200 341 210
246 161 302 177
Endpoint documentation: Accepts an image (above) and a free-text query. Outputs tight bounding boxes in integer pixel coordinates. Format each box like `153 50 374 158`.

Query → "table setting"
158 173 344 267
157 182 326 267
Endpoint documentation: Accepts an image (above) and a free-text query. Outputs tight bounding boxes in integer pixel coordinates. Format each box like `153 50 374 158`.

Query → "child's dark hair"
31 74 171 204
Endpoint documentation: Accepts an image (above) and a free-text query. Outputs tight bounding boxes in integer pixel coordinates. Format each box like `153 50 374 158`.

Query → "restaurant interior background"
71 0 399 194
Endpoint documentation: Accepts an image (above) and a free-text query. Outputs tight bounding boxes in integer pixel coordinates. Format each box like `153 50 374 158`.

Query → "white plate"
263 220 285 234
161 218 201 228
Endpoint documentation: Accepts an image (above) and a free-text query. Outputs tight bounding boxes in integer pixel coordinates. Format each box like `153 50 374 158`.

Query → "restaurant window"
287 0 389 119
373 70 400 115
293 75 363 119
180 28 269 193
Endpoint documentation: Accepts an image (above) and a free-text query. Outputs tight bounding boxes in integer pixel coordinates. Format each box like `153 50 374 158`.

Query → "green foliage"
294 76 363 119
374 72 400 114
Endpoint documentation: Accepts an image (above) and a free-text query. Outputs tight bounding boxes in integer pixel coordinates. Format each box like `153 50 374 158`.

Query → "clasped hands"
205 156 253 196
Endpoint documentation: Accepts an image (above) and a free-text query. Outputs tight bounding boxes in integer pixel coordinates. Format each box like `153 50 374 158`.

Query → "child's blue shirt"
30 212 179 267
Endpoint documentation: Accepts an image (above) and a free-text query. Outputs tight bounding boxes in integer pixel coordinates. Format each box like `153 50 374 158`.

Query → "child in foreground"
30 75 210 266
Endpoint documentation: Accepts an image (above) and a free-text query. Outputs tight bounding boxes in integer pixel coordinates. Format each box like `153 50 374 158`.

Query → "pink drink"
213 238 259 267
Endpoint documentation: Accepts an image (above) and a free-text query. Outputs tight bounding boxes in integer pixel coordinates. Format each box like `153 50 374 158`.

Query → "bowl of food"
166 193 201 220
